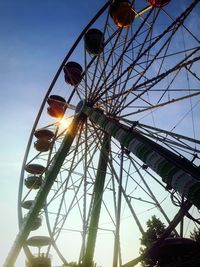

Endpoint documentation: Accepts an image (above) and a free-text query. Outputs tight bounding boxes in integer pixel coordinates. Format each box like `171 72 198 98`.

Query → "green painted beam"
3 115 83 267
82 134 110 267
83 105 200 209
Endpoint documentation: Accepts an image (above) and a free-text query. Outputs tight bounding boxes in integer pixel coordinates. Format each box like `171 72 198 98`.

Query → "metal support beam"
83 105 200 209
113 146 124 267
3 115 83 267
82 134 110 267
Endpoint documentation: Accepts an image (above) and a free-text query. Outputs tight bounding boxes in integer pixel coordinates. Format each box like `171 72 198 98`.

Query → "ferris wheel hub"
75 99 86 116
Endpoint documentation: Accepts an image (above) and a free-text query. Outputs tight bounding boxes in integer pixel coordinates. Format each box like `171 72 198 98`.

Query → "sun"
58 116 73 129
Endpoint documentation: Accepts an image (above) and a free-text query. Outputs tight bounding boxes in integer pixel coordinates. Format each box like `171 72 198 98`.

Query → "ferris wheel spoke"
107 140 165 219
47 152 86 205
46 128 99 207
89 29 123 101
136 124 200 156
80 26 126 100
120 90 200 118
137 129 200 156
106 150 145 235
48 141 91 195
124 113 196 162
46 127 84 235
94 1 198 105
82 27 124 100
137 122 200 145
87 10 111 98
115 52 200 116
110 28 130 101
109 150 169 218
46 148 104 264
109 147 154 199
162 7 200 44
47 123 104 244
52 178 84 241
91 8 154 104
128 9 160 71
127 155 179 233
102 47 199 107
116 49 200 117
100 17 160 110
185 65 200 82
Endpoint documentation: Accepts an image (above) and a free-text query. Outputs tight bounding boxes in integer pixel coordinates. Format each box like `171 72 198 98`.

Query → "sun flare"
58 116 73 129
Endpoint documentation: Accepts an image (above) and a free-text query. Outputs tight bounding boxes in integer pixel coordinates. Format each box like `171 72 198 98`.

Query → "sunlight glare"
58 116 73 129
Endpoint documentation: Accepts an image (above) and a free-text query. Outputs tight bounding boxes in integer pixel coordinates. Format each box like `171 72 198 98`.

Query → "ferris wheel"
4 0 200 266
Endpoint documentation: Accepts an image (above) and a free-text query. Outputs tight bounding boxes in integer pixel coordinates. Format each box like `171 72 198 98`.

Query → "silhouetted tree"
140 215 166 267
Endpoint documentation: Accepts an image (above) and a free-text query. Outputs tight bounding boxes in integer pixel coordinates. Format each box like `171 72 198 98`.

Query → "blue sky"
0 0 199 267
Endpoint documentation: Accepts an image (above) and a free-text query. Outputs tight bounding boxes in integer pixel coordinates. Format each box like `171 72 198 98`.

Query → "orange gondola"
47 95 66 118
110 0 135 28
